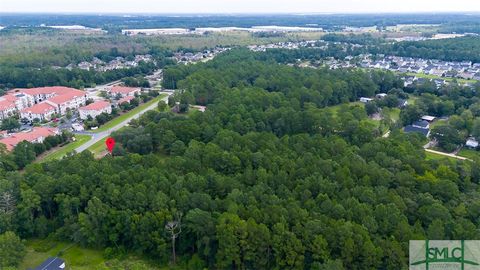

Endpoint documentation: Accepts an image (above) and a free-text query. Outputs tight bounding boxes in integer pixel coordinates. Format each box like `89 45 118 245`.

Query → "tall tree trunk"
172 236 176 264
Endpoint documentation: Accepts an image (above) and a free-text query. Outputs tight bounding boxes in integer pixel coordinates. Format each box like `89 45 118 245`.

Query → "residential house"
46 89 87 114
0 99 17 120
359 97 374 103
421 115 436 122
29 257 65 270
376 93 387 99
79 101 112 120
110 86 141 97
466 137 479 149
20 102 57 121
412 120 430 129
459 72 475 80
6 87 86 120
403 120 430 137
117 96 135 105
0 127 59 151
18 87 60 103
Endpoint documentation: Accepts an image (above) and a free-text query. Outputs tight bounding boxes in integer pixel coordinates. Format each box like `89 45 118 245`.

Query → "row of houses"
172 47 229 64
66 55 154 72
355 55 480 81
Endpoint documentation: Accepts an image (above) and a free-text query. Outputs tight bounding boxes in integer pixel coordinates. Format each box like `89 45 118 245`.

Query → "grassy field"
425 151 458 162
87 137 109 157
430 118 448 129
20 239 105 270
92 95 164 133
382 107 401 122
20 239 164 270
458 148 480 160
407 94 418 105
39 135 91 162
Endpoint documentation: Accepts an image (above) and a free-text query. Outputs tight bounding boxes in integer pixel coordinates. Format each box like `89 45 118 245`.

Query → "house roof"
421 115 436 122
14 86 78 96
412 120 429 128
0 127 59 151
31 257 65 270
404 125 430 136
0 99 16 111
118 96 134 104
79 100 111 111
110 86 140 95
47 89 85 105
21 102 56 114
466 138 479 148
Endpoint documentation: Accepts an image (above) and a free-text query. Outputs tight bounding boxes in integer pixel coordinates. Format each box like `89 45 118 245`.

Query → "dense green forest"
2 49 480 269
0 61 160 89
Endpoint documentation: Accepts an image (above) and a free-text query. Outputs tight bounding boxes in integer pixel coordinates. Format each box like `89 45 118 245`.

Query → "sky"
1 0 480 14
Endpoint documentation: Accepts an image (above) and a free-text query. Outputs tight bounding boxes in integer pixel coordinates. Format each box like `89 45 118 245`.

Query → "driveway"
74 92 171 153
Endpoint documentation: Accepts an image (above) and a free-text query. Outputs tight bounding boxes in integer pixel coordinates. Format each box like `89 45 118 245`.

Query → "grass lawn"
20 239 105 270
325 101 386 130
382 107 401 122
458 148 480 160
407 94 418 105
430 118 448 129
325 101 364 114
87 136 109 157
20 239 164 270
425 151 458 162
39 135 91 162
91 95 165 133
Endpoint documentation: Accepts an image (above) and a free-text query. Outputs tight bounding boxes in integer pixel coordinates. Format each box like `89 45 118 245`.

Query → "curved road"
74 93 171 153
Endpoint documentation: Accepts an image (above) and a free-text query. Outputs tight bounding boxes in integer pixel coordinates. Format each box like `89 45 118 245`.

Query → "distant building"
466 138 479 149
20 102 57 121
30 257 65 270
0 99 18 120
412 120 430 129
117 96 135 105
78 101 112 120
0 127 60 151
359 97 374 103
421 115 436 122
403 125 430 137
4 87 87 120
109 86 141 97
404 119 431 137
46 89 87 114
376 93 388 99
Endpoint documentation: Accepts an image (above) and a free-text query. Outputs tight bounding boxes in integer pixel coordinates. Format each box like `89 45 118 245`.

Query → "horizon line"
1 11 480 15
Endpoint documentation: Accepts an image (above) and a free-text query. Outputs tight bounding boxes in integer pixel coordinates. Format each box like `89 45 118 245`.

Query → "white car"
71 123 84 131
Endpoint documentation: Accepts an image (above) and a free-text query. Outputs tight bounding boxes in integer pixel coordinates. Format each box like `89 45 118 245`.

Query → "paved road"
74 93 171 153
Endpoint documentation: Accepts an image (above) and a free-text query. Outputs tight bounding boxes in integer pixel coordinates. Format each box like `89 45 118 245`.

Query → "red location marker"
105 137 116 153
